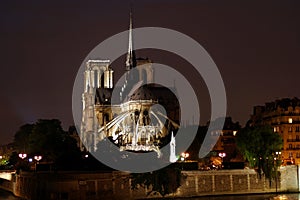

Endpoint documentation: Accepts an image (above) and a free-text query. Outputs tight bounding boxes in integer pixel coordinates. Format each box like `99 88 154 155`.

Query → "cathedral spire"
125 9 136 71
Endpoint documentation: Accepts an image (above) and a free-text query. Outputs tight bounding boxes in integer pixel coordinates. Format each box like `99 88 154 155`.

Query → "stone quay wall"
178 165 299 197
1 165 299 200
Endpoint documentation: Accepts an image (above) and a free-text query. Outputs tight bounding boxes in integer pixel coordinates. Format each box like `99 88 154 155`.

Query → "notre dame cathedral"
80 13 179 156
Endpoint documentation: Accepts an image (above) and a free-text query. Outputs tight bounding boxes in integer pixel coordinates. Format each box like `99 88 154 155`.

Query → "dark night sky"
1 0 300 145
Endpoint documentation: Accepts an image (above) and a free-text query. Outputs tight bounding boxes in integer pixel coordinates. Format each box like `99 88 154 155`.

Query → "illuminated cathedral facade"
81 13 179 157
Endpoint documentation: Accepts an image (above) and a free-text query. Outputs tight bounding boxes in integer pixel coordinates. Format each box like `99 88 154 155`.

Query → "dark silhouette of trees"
131 165 182 197
236 125 283 180
12 119 82 170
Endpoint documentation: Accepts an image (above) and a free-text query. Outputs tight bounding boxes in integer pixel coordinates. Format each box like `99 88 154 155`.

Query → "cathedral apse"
80 13 180 158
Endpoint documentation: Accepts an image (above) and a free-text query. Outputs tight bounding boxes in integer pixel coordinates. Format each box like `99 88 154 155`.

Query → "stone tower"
81 59 113 151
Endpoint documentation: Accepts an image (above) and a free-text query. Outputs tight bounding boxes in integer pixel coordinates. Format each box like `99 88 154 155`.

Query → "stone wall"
2 165 299 200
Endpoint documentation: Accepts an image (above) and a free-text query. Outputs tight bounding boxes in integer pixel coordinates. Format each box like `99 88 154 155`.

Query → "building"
212 117 241 163
249 97 300 165
80 13 179 156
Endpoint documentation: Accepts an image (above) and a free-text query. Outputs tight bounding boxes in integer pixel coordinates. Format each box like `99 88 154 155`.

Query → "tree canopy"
12 119 82 170
131 164 182 197
236 125 283 179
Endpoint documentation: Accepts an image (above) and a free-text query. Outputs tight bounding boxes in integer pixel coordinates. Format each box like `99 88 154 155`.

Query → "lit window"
233 131 237 136
289 118 293 123
273 126 280 133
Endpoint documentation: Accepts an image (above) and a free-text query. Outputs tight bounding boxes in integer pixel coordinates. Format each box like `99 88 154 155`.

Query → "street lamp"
18 153 27 159
218 152 226 169
181 152 189 162
34 156 42 162
274 151 281 193
34 156 42 172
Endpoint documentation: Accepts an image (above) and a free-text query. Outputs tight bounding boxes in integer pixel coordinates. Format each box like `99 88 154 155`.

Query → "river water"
0 189 299 200
187 193 300 200
0 189 20 200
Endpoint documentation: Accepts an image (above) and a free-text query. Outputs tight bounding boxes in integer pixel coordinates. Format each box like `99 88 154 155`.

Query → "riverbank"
0 165 299 199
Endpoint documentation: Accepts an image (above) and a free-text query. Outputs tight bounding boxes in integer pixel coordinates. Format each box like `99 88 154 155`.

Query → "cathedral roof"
129 85 155 101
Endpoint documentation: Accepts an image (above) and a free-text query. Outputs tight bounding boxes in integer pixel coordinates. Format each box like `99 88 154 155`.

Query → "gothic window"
289 126 293 132
289 152 293 158
296 126 300 132
297 135 300 141
297 153 300 158
289 144 293 149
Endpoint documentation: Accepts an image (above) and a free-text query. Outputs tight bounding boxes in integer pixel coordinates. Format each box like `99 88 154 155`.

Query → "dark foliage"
131 165 182 196
236 125 283 180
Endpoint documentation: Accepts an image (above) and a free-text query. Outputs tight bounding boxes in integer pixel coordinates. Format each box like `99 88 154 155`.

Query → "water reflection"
180 193 300 200
0 189 20 200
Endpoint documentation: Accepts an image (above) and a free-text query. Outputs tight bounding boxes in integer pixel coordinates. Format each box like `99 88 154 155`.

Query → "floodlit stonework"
80 13 179 155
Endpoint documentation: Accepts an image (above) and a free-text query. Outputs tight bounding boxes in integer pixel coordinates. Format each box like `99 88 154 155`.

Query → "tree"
131 165 182 197
13 124 34 153
236 125 283 181
12 119 82 170
28 119 66 162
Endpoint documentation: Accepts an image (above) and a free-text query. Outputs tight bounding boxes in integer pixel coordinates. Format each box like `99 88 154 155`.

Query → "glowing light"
289 118 293 123
181 152 189 161
218 152 226 158
18 153 27 159
34 155 42 162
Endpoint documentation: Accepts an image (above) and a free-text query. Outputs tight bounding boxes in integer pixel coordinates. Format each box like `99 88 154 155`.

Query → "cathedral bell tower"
81 59 113 151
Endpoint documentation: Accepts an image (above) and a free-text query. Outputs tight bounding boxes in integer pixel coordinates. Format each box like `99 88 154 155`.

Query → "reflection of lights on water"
273 195 288 200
